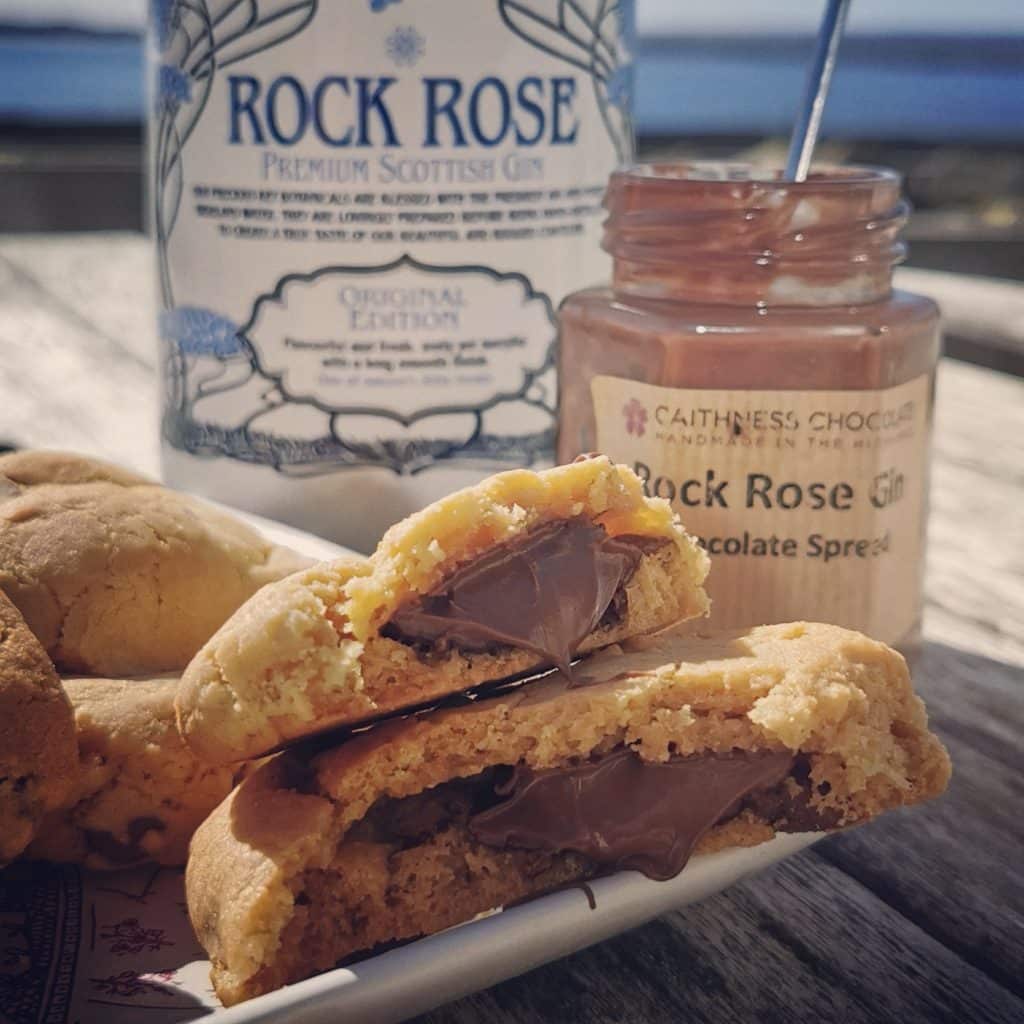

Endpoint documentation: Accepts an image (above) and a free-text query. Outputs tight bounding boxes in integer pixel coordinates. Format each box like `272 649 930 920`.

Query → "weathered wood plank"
0 232 156 368
899 266 1024 374
926 361 1024 668
815 642 1024 997
418 852 1023 1024
0 253 159 474
915 642 1024 770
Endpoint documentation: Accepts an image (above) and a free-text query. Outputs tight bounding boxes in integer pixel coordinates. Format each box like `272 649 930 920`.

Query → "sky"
0 0 1023 34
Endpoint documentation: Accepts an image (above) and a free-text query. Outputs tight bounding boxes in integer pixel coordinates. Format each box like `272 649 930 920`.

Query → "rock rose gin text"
149 0 633 550
558 164 940 650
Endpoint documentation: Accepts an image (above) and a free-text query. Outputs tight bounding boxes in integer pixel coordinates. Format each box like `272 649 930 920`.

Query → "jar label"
591 374 931 644
149 0 633 548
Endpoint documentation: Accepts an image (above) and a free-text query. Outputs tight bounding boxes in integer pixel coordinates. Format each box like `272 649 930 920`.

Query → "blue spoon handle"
785 0 853 182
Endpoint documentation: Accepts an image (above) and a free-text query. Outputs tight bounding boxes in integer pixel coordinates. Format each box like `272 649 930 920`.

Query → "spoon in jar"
784 0 853 182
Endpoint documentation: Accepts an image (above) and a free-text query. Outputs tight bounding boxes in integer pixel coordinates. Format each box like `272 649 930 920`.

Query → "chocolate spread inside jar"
384 518 667 675
558 164 940 652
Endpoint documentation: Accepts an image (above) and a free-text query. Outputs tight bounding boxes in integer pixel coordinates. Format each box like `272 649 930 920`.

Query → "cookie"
185 621 950 1005
0 450 311 675
176 457 709 763
26 675 238 870
0 591 77 864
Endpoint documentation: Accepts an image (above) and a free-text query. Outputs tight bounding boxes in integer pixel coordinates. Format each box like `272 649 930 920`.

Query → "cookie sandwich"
0 450 310 675
177 457 710 763
186 621 950 1005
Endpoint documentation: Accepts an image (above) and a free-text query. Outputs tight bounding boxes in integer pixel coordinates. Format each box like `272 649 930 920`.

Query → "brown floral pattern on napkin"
1 863 218 1023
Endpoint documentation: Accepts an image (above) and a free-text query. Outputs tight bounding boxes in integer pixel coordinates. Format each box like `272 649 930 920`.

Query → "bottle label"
591 374 932 644
149 0 632 537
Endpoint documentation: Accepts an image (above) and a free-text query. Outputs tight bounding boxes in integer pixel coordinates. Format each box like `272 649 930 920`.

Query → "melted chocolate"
384 519 658 676
469 748 794 881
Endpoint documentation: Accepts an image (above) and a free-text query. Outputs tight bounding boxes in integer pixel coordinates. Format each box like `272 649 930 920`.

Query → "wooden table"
1 234 1021 1024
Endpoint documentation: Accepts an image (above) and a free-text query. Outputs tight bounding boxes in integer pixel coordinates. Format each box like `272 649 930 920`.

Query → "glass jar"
558 164 940 651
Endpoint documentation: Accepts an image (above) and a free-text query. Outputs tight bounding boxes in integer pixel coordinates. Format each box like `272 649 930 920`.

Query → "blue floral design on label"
497 0 634 161
160 307 244 357
150 0 181 52
150 0 318 310
156 65 192 112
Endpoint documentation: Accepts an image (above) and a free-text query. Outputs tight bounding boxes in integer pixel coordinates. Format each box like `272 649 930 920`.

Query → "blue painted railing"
1 28 1022 141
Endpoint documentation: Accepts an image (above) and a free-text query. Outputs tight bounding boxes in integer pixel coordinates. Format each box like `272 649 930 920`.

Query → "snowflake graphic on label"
386 25 425 66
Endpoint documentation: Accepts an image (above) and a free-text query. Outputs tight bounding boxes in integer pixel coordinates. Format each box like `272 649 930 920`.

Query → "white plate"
11 511 820 1024
211 833 819 1024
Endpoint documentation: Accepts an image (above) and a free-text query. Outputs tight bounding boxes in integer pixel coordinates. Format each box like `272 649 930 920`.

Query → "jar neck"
603 163 909 308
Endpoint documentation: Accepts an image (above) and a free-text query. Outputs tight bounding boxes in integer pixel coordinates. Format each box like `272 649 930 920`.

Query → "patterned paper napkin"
1 862 218 1023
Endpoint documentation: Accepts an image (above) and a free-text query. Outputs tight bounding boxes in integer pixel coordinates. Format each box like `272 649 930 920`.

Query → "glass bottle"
148 0 635 551
558 164 940 651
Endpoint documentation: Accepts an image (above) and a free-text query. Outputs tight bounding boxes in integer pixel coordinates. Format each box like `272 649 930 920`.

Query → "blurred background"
0 2 1021 280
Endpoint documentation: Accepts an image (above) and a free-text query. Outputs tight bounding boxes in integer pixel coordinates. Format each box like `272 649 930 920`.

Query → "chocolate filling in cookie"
469 747 796 880
274 746 836 988
347 746 825 882
383 518 670 675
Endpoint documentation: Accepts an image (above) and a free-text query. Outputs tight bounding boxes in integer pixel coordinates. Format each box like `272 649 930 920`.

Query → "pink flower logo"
623 398 647 437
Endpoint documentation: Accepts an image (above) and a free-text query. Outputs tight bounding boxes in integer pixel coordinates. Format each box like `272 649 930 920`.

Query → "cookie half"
26 675 238 869
0 592 77 864
186 621 950 1005
0 450 311 675
177 457 709 763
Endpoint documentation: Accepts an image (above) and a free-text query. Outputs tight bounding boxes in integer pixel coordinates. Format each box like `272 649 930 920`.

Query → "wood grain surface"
0 233 1020 1024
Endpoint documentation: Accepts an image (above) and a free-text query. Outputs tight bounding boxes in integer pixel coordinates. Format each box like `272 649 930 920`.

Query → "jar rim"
603 161 907 308
613 162 902 190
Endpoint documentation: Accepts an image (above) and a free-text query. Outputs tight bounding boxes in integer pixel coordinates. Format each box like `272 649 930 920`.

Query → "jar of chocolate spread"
558 164 940 650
